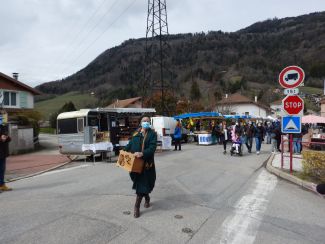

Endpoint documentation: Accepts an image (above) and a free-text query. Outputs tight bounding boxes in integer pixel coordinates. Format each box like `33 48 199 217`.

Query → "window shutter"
20 91 28 108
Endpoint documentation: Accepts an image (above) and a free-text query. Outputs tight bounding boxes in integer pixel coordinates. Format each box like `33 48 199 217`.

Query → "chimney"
12 73 19 80
254 96 257 103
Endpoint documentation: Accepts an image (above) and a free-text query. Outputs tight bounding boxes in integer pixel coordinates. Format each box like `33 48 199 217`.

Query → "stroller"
230 135 243 156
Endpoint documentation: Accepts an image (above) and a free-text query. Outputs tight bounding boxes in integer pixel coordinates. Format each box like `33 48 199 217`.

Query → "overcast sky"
1 0 324 87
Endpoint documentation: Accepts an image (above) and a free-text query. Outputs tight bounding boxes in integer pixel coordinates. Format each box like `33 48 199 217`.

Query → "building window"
3 91 18 106
4 92 9 105
11 92 16 106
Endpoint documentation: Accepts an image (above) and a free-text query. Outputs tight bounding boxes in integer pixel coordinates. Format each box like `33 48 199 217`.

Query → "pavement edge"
7 155 78 182
265 153 322 196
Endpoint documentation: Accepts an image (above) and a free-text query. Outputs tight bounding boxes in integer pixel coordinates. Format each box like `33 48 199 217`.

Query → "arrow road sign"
281 116 301 133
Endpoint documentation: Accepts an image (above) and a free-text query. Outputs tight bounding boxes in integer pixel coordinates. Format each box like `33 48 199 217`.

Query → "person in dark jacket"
124 116 157 218
173 119 182 150
246 121 255 153
0 126 12 192
219 122 229 154
254 122 265 155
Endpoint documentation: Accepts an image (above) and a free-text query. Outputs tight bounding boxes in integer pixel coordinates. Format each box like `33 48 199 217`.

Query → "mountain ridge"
36 11 325 105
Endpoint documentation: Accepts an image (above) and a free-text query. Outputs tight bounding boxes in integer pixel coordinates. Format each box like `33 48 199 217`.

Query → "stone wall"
8 124 34 154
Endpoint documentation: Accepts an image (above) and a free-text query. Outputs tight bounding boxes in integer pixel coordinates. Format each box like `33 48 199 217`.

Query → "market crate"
116 150 144 173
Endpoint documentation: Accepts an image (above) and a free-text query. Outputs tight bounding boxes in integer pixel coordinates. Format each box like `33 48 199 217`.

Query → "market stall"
302 115 325 150
174 112 223 145
57 108 156 156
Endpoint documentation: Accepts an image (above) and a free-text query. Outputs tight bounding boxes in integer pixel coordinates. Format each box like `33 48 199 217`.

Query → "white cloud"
0 0 324 87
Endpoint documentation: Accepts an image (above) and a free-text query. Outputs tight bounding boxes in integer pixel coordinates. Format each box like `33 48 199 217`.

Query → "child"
232 132 242 154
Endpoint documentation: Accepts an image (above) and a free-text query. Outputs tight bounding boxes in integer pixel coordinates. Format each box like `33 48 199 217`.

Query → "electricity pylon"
143 0 173 115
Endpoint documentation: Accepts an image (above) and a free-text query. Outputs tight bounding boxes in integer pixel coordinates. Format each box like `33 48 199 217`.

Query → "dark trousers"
223 140 227 151
276 138 281 151
174 138 181 150
247 137 253 151
0 158 6 185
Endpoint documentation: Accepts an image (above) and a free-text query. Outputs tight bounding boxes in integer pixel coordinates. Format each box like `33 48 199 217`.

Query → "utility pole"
143 0 172 115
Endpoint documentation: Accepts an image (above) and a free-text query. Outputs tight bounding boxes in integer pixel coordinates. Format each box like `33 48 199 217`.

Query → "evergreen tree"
50 101 77 129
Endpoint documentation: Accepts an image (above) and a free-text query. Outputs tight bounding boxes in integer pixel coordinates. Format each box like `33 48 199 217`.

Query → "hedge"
302 150 325 183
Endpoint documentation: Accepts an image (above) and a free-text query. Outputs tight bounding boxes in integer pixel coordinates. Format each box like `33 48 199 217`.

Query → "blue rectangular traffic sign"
281 116 301 133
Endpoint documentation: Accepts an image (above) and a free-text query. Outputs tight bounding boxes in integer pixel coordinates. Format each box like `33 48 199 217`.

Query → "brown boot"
134 194 143 218
0 185 12 191
144 194 150 208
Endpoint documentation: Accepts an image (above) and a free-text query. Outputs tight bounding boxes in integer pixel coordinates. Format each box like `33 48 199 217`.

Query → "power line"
60 0 138 77
50 0 111 72
52 0 120 79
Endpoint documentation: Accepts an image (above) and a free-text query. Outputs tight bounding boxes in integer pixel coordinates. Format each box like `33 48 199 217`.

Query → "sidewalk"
271 152 302 172
266 153 324 198
6 154 72 181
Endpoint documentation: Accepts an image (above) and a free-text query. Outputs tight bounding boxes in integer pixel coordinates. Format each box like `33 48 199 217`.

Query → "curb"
265 153 323 197
7 155 78 182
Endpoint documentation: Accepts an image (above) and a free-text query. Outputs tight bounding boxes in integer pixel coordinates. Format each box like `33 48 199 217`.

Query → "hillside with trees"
36 11 325 109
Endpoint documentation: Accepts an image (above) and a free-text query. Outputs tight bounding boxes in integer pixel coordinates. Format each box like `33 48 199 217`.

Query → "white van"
150 116 176 150
151 116 176 137
151 116 176 138
151 116 189 142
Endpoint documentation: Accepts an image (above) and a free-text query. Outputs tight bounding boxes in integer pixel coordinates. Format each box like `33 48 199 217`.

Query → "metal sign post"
279 65 305 174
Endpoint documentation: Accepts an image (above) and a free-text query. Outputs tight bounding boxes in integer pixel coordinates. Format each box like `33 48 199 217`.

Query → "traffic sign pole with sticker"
278 65 305 174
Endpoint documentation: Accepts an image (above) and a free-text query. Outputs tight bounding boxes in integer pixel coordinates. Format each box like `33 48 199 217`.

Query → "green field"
35 92 98 119
300 86 324 95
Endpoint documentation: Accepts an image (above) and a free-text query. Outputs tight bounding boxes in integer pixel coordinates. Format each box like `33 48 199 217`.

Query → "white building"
0 72 41 154
215 93 270 117
270 99 282 117
0 72 40 110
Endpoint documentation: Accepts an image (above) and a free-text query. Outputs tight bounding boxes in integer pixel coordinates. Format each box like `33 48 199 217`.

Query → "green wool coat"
124 128 157 194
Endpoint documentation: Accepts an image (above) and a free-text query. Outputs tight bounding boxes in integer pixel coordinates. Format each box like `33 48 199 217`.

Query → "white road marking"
208 170 278 244
33 165 91 177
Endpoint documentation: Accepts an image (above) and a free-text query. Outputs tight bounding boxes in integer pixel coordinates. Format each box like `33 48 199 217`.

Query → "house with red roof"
106 97 142 108
215 93 270 117
0 72 41 112
0 72 41 154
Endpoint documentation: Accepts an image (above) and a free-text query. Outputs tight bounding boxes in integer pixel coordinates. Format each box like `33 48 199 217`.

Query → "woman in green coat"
124 116 157 218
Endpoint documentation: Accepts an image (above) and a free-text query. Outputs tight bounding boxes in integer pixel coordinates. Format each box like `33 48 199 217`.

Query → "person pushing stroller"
230 124 243 156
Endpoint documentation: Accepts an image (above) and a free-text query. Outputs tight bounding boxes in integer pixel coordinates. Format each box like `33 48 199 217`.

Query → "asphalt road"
1 143 324 244
36 133 60 154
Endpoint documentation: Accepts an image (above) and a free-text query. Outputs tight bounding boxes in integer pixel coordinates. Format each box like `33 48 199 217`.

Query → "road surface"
1 143 324 244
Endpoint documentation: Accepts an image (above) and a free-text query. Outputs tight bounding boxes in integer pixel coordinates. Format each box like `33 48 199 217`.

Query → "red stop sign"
282 95 304 115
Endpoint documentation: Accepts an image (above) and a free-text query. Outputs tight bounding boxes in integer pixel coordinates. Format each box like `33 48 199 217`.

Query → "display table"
82 142 114 162
198 133 212 145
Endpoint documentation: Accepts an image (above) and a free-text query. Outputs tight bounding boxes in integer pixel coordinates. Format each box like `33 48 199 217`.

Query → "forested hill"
37 11 325 104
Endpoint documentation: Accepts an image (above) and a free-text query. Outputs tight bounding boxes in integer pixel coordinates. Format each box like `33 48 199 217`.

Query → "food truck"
57 107 155 155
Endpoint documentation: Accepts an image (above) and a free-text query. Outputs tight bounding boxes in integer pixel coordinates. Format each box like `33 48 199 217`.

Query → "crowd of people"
209 120 284 155
211 119 312 156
